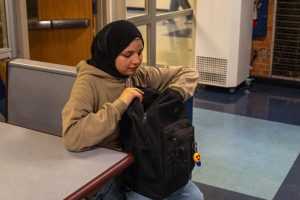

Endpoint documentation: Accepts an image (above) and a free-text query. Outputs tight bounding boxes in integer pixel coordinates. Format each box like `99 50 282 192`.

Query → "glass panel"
0 0 8 48
156 0 169 14
137 25 148 65
0 57 7 84
126 0 146 18
26 0 38 20
156 18 193 66
0 57 9 122
156 0 193 24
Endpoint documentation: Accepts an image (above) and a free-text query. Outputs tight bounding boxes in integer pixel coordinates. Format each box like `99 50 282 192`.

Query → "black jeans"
169 0 192 20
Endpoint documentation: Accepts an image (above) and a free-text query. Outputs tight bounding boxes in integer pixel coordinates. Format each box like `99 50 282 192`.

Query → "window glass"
156 18 193 66
0 57 9 122
137 25 148 65
126 0 193 66
156 0 169 14
126 0 146 18
26 0 38 20
0 0 8 48
156 0 193 18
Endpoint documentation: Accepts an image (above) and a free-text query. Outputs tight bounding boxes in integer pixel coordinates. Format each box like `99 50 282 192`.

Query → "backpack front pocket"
163 119 195 183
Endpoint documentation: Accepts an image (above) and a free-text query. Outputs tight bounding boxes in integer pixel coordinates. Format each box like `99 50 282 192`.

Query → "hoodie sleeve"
62 76 127 152
131 65 199 100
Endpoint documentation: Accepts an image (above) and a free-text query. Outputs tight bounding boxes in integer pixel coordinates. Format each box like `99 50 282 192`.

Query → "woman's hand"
118 87 144 106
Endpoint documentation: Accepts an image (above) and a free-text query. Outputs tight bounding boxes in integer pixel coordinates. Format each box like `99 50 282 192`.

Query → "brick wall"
251 0 275 77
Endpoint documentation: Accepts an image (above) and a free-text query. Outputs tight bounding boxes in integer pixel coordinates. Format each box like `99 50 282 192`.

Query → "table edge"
64 152 134 200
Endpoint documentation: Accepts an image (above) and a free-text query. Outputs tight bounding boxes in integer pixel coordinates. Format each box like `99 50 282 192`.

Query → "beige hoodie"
62 61 199 152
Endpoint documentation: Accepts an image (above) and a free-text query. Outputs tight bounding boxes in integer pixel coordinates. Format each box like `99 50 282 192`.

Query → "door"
27 0 93 66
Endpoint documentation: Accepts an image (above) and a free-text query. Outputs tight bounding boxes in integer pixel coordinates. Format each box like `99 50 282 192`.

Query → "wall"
251 0 275 77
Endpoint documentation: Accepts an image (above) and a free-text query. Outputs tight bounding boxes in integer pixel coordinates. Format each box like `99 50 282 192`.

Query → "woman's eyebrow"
122 47 144 54
121 50 134 54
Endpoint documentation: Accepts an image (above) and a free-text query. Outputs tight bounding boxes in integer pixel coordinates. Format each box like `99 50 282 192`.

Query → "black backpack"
119 87 196 199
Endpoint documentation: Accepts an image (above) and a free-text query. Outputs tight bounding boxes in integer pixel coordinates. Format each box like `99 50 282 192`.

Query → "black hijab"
87 20 144 79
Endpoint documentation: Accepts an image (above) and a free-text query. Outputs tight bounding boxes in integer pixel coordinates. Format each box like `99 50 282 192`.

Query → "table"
0 122 133 200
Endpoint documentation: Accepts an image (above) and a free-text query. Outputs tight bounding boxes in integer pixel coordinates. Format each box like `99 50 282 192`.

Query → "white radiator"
195 0 253 89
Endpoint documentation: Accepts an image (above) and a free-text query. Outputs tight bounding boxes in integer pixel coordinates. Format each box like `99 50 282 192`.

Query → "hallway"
192 81 300 199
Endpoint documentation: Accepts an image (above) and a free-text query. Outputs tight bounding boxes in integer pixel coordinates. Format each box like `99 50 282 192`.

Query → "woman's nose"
132 54 142 64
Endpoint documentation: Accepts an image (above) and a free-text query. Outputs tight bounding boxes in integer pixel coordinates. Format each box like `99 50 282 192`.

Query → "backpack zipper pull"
173 138 178 158
180 147 186 162
142 112 147 124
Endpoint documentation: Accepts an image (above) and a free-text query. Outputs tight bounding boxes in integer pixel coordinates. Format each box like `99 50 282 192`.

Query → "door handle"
28 20 51 29
28 19 89 29
52 19 89 28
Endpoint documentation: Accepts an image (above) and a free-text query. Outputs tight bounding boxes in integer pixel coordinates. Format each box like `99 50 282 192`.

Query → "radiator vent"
272 0 300 79
196 56 227 85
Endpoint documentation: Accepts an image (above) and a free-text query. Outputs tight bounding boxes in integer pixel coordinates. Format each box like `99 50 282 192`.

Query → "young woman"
62 20 203 200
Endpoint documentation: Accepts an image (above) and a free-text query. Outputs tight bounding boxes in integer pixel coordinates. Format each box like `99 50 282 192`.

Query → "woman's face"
115 39 144 76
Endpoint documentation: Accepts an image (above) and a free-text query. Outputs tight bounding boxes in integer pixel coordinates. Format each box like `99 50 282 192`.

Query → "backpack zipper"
142 112 147 125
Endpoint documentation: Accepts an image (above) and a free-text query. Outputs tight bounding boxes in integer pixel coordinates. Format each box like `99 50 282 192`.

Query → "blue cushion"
0 78 5 99
186 97 193 123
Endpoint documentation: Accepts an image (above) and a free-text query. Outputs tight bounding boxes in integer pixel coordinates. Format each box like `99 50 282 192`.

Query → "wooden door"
28 0 93 66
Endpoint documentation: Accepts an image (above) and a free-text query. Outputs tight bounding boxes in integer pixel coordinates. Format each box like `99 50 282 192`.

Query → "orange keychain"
193 142 201 167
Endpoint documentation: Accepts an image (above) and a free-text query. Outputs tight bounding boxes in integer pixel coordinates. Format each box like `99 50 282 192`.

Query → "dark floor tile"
274 154 300 199
194 182 264 200
194 81 300 126
285 162 300 185
226 192 266 200
273 184 300 200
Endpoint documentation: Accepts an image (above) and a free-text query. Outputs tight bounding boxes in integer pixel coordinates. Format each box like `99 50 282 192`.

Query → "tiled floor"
192 82 300 200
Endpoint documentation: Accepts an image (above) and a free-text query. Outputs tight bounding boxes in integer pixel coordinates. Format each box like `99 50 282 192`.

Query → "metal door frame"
0 0 18 59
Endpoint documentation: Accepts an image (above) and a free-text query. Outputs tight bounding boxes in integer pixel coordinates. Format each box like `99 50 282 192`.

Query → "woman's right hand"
118 87 144 106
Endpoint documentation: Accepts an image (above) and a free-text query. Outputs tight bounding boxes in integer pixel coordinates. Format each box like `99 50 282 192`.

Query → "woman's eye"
122 54 131 58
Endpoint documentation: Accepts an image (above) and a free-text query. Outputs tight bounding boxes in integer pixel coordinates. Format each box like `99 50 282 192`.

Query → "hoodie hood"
76 60 121 81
